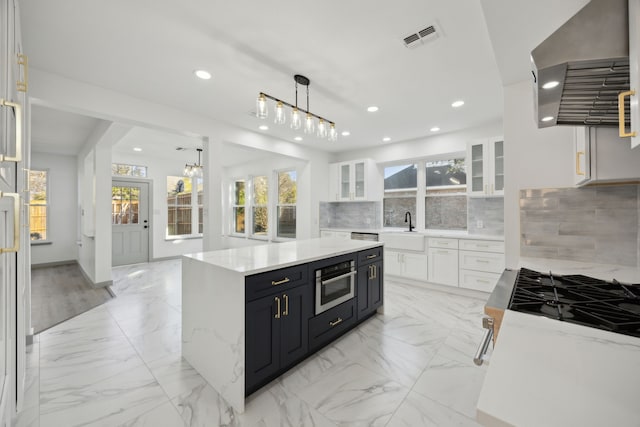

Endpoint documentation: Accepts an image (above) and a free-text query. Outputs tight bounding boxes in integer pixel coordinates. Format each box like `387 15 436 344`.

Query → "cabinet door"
384 250 403 276
490 139 504 195
280 286 312 368
468 141 487 196
402 253 428 281
356 264 371 319
353 161 366 199
245 295 280 394
428 248 458 287
573 127 591 185
339 163 351 200
369 261 383 311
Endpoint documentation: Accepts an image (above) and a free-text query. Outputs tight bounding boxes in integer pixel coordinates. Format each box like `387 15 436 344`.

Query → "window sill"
31 241 52 246
164 235 203 242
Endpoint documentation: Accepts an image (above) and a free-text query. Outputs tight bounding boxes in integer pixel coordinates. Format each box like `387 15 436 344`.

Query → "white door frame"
111 177 153 265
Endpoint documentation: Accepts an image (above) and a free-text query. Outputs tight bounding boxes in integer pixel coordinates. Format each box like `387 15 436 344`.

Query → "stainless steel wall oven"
315 259 356 314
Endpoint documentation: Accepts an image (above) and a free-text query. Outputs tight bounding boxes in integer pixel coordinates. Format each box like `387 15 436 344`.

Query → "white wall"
111 150 203 259
503 80 575 268
30 152 78 265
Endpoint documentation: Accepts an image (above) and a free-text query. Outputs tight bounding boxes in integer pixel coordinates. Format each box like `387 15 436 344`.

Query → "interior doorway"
111 180 150 266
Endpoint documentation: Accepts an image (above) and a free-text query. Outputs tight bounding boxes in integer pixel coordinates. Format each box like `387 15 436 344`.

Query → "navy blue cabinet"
245 266 312 395
357 248 383 320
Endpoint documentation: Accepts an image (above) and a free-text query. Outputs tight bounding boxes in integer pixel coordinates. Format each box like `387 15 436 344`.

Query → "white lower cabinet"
428 248 458 287
384 250 428 281
459 269 501 293
458 238 505 293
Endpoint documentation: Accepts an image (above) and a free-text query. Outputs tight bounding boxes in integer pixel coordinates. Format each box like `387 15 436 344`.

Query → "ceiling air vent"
175 147 187 151
403 24 439 49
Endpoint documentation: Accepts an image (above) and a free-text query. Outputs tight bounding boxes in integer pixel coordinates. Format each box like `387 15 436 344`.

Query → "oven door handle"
473 317 494 366
321 270 356 285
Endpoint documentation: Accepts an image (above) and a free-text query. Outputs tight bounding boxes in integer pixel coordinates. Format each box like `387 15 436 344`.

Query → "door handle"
0 99 22 162
283 294 289 316
0 192 20 253
144 225 148 229
143 220 148 223
618 90 636 138
274 297 281 319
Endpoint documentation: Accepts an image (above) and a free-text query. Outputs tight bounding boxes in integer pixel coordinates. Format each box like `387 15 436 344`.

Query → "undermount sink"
379 232 425 251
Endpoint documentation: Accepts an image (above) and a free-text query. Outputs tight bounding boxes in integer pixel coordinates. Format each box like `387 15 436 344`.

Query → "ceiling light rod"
258 93 334 126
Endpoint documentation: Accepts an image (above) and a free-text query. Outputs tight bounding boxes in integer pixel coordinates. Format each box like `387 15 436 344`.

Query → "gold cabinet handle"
17 54 28 92
618 90 636 138
271 277 290 286
283 294 289 316
329 317 343 327
0 99 22 162
22 168 30 193
477 279 491 284
274 297 281 319
373 264 377 279
366 254 377 259
575 151 585 176
0 192 20 253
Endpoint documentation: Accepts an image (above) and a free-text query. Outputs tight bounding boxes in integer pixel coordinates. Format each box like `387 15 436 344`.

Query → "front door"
111 180 149 266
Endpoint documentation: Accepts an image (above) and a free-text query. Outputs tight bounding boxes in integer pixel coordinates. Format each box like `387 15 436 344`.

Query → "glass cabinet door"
470 143 484 193
340 163 351 199
354 161 365 198
493 140 504 193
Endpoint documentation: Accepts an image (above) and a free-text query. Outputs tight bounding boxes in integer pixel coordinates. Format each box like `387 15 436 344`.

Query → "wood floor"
31 263 113 334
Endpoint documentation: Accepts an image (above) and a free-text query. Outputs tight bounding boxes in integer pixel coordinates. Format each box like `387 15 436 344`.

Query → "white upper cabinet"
467 137 504 197
329 158 381 202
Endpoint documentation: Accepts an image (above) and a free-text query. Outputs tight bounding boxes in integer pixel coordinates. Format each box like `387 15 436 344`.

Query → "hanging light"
317 119 327 138
184 148 204 178
274 101 286 124
257 74 336 141
256 93 268 119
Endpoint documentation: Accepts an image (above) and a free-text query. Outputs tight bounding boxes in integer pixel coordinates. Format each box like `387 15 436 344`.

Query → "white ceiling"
30 105 105 155
20 0 589 155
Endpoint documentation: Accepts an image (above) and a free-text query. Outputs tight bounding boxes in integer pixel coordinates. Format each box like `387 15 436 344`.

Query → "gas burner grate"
509 268 640 338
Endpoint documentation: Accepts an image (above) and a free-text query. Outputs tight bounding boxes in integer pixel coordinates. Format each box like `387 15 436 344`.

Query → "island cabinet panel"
357 260 383 320
309 299 356 352
245 272 313 395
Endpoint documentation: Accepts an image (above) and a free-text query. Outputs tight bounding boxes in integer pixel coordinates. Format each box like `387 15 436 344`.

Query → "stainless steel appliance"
350 232 379 241
315 260 356 314
474 267 640 365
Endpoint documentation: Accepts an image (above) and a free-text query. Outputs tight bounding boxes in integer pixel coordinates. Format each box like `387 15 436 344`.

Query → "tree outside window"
29 170 48 241
277 171 296 238
252 176 268 236
232 180 246 234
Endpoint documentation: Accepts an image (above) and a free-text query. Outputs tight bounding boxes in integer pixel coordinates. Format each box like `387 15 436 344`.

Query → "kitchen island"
181 238 384 413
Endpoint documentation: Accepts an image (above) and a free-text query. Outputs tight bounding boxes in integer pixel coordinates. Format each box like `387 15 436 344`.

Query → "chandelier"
256 74 338 141
184 148 203 178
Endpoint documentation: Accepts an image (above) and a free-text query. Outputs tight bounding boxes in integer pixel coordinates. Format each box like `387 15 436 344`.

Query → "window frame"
166 175 203 240
28 168 50 244
275 169 297 240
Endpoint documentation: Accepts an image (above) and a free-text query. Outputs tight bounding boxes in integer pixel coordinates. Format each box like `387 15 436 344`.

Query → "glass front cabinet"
467 138 504 197
331 159 377 201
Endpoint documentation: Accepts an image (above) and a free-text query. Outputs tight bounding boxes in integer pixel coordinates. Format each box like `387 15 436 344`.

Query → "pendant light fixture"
256 74 337 141
184 148 204 178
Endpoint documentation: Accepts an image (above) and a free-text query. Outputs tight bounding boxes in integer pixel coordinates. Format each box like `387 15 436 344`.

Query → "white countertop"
477 310 640 427
184 238 383 275
320 227 504 241
520 257 640 283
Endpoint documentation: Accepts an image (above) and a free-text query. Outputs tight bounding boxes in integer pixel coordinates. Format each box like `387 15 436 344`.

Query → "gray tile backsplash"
520 184 640 266
319 201 380 229
425 196 467 230
468 197 504 235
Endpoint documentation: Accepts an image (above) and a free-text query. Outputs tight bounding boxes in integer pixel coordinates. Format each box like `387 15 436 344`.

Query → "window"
197 179 204 234
383 164 417 228
252 176 268 236
166 176 202 237
29 170 48 241
111 186 140 225
277 171 296 238
232 180 246 234
425 158 467 230
112 163 147 177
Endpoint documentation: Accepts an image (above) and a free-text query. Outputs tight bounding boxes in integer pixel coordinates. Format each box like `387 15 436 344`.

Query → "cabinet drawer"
358 246 383 266
428 237 459 249
309 299 356 351
459 239 504 253
245 265 309 302
459 269 501 292
459 250 505 274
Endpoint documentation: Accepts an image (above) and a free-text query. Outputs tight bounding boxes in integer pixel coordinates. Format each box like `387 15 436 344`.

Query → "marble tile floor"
15 259 491 427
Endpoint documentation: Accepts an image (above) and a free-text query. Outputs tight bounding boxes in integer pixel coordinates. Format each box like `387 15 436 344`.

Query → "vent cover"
403 24 439 48
175 147 187 151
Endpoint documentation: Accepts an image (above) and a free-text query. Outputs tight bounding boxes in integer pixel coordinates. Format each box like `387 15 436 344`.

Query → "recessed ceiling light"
194 69 212 80
382 137 391 142
430 127 440 132
294 136 303 141
542 81 559 89
451 100 465 108
541 116 554 122
341 131 350 136
367 106 379 112
133 147 142 152
259 125 269 130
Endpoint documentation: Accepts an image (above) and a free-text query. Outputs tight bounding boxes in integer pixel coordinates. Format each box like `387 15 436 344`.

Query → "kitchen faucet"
404 211 414 232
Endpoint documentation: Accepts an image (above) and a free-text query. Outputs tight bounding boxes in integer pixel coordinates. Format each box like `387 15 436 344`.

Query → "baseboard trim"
77 263 114 289
31 259 77 269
